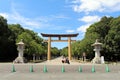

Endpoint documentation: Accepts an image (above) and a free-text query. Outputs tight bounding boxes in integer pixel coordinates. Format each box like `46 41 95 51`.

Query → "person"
65 57 70 64
61 56 65 63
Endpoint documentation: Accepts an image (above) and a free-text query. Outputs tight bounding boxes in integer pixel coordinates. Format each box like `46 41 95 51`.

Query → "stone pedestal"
14 57 25 63
92 57 101 64
14 39 25 63
101 56 105 64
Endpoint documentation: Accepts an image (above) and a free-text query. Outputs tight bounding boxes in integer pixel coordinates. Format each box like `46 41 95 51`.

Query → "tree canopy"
71 16 120 61
8 24 48 60
0 16 17 61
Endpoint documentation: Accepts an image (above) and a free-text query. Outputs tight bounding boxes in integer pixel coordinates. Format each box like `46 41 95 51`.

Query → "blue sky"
0 0 120 49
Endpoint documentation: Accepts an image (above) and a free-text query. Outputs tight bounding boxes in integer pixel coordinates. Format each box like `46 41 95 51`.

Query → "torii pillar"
48 37 51 60
68 37 71 60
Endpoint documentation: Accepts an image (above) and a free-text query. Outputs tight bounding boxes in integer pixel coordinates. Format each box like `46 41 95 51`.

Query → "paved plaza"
0 57 120 80
0 71 120 80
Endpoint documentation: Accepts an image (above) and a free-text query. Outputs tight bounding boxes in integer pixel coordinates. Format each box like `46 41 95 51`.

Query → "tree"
8 24 24 39
72 41 81 59
71 16 116 61
78 16 114 60
0 16 17 61
9 24 47 60
51 47 60 57
104 16 120 61
60 47 68 57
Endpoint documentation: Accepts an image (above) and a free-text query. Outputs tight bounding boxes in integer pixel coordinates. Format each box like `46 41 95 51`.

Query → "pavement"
0 57 120 80
0 72 120 80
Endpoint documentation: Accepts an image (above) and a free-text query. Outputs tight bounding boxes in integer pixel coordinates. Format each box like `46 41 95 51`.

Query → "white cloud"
0 12 42 30
76 15 101 33
66 30 75 33
0 10 69 31
79 15 101 23
0 13 9 19
0 2 50 30
72 0 120 13
12 11 41 28
77 24 90 32
0 10 49 30
51 14 69 19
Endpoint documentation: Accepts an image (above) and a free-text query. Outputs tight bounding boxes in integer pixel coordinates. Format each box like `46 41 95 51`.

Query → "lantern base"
13 57 26 63
91 57 101 64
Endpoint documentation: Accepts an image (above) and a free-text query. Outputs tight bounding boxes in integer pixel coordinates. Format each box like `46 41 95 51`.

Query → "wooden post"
68 37 71 60
47 37 51 60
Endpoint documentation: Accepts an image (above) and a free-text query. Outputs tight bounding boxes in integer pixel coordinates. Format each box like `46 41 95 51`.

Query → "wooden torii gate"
41 33 79 61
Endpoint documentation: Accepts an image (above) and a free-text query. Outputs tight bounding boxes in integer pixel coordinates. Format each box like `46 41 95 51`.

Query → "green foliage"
15 28 47 60
0 15 61 62
72 41 81 59
0 16 17 61
60 47 68 57
71 16 120 61
51 47 60 57
8 24 24 38
0 15 48 61
104 16 120 61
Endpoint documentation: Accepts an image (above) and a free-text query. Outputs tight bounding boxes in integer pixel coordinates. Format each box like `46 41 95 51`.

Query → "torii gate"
41 33 79 61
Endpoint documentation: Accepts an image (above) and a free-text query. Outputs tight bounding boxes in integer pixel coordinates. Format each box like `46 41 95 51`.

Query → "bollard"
30 65 34 72
78 66 82 72
91 65 95 73
105 64 110 72
61 65 65 73
12 65 16 72
43 65 47 73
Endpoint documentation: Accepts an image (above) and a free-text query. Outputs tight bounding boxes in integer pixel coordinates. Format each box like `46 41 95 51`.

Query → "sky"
0 0 120 49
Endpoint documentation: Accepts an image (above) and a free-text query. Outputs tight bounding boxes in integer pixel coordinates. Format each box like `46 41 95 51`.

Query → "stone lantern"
14 39 25 63
91 39 102 64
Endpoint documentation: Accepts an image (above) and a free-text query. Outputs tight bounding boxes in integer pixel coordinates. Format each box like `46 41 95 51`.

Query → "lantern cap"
17 39 24 45
92 39 102 46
